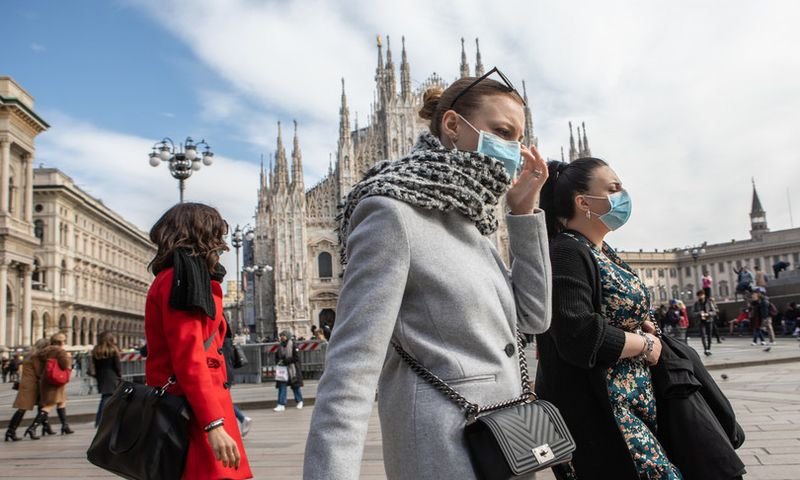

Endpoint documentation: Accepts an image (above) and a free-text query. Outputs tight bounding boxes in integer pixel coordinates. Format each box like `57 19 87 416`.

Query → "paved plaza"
1 337 799 479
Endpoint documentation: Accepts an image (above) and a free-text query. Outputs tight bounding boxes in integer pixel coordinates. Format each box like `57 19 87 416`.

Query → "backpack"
768 302 778 318
45 357 71 386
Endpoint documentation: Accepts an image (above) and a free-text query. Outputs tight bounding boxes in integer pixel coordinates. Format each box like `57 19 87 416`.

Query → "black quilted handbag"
86 332 216 480
392 330 576 479
86 379 191 480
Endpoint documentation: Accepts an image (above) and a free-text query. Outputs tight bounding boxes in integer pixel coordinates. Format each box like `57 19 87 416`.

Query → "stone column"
22 264 32 346
24 153 33 223
0 262 6 347
0 138 9 213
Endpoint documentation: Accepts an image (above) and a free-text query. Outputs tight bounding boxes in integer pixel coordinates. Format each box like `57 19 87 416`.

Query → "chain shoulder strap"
390 328 536 422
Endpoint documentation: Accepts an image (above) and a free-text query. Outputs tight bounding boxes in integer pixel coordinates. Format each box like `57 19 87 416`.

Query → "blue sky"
3 0 800 278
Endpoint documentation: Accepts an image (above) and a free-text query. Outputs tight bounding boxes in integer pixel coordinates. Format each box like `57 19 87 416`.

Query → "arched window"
719 281 730 299
32 258 45 290
34 219 45 241
318 252 333 279
671 285 680 301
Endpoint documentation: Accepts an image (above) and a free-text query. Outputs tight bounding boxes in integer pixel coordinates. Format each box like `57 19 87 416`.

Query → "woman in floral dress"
536 157 682 479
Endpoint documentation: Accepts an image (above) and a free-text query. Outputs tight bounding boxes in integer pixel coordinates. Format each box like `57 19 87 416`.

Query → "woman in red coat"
145 203 252 479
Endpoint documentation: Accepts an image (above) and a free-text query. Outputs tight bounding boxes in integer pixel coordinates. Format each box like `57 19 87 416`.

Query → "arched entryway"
319 309 336 339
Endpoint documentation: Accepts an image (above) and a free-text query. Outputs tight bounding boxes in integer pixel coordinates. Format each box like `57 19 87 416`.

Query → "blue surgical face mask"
584 190 632 231
457 114 521 177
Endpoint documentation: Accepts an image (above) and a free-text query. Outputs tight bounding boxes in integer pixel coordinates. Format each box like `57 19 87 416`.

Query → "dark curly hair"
148 203 229 275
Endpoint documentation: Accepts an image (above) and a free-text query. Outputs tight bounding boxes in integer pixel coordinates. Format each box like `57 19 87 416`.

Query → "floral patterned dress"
565 233 682 480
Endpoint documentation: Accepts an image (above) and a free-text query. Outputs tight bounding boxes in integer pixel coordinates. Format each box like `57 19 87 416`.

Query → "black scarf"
169 249 226 319
337 131 511 262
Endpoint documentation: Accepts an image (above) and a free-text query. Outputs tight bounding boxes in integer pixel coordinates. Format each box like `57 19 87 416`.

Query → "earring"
450 136 458 151
586 210 591 219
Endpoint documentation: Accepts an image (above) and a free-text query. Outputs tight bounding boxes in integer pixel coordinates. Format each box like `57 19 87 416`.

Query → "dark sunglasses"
449 67 526 109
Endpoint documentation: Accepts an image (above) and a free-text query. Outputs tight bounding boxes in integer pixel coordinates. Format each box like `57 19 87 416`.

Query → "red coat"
145 268 252 480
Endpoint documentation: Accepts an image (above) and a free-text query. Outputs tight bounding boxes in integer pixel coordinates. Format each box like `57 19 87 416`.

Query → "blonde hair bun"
419 86 444 120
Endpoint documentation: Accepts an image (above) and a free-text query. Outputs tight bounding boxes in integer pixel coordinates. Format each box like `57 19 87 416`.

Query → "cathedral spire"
339 78 351 145
460 37 470 78
274 121 289 189
259 153 266 191
375 35 385 107
384 35 397 99
269 153 274 192
291 120 304 191
475 38 484 77
581 122 592 157
568 121 578 161
400 35 411 101
521 80 536 146
561 146 565 162
578 128 584 154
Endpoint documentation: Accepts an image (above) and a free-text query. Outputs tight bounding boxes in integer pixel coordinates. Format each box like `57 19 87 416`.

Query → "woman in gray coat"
303 68 551 480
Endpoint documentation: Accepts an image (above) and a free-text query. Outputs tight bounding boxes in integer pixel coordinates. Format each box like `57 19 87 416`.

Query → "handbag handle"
391 328 536 422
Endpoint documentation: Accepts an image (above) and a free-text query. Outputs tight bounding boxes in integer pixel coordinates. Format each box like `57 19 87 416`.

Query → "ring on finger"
533 169 543 178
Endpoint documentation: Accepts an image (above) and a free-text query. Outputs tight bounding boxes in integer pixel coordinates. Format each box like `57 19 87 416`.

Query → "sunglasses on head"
449 67 526 109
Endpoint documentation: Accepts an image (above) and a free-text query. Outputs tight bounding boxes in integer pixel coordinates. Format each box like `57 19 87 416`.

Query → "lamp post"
230 225 255 334
244 263 273 341
148 136 214 203
683 244 707 299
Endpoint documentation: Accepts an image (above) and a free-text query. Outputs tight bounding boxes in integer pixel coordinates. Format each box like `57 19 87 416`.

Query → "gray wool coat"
303 196 552 480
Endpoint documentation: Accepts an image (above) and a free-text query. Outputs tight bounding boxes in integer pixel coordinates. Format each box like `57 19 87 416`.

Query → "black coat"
92 355 121 395
535 232 638 479
275 341 304 389
652 335 746 479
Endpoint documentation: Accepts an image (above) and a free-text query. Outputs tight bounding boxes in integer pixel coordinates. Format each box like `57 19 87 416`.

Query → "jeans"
699 322 713 352
233 404 245 422
753 326 765 343
763 317 776 343
277 383 303 406
95 393 112 427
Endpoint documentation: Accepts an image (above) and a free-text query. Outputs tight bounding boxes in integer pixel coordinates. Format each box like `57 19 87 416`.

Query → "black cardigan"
535 232 639 479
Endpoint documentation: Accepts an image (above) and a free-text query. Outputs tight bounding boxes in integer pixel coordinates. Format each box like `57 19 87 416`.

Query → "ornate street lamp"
230 225 256 335
148 136 214 202
683 244 707 297
244 263 273 341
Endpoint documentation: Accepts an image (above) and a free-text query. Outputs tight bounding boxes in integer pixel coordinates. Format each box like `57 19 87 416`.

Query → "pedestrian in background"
221 319 252 437
4 339 49 441
145 203 252 479
782 302 799 336
91 331 121 427
274 330 303 412
24 333 73 436
754 266 768 289
734 266 753 299
750 290 769 346
692 289 718 356
702 270 713 299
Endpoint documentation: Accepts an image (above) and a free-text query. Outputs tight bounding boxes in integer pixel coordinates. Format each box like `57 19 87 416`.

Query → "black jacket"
92 355 121 395
535 232 637 480
651 334 746 479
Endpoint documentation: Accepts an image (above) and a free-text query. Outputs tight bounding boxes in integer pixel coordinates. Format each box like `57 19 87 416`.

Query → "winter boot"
23 410 48 440
57 407 74 435
4 410 25 442
39 407 55 436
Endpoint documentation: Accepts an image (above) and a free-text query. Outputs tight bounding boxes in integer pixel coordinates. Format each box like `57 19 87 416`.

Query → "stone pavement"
1 336 799 478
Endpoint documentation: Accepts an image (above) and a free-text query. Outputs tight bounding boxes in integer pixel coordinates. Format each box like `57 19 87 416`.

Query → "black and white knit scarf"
337 131 511 263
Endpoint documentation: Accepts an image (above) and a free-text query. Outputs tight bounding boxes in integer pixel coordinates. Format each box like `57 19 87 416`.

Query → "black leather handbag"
392 331 575 479
86 332 216 480
86 379 191 480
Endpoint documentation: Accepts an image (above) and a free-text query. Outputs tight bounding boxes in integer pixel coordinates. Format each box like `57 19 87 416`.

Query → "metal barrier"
69 342 328 387
233 341 328 384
